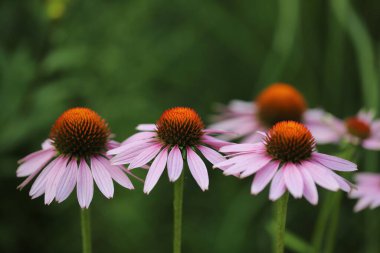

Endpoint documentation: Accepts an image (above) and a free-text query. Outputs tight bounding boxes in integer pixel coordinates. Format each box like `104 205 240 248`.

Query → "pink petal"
121 131 157 145
136 124 157 131
251 161 279 195
362 138 380 150
283 163 304 198
44 156 69 204
300 168 318 205
240 155 272 178
197 145 225 165
91 156 114 198
143 147 169 194
17 149 56 177
29 158 59 198
302 161 339 191
77 159 94 209
41 139 54 150
219 143 264 153
354 197 372 212
128 144 163 169
269 169 286 201
56 159 78 202
107 138 156 156
98 156 134 189
167 145 184 182
187 147 209 191
213 153 253 168
110 142 156 165
312 153 357 171
330 172 352 192
201 135 231 149
223 157 258 175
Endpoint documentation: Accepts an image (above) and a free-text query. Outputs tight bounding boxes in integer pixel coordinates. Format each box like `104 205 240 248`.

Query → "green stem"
310 193 335 253
274 192 289 253
173 171 185 253
324 192 342 253
80 208 92 253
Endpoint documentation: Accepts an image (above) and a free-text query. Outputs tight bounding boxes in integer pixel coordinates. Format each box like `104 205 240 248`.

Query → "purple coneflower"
350 173 380 212
210 83 341 144
215 121 357 204
17 107 134 208
108 107 230 193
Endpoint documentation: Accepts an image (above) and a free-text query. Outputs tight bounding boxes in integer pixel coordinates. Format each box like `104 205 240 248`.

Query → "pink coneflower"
214 121 357 204
16 108 134 208
107 107 230 193
350 173 380 212
334 110 380 150
210 83 340 144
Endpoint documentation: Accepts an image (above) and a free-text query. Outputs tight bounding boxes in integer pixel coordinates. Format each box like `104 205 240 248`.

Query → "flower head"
350 173 380 212
214 121 357 205
341 111 380 149
210 83 340 144
17 108 135 208
108 107 231 193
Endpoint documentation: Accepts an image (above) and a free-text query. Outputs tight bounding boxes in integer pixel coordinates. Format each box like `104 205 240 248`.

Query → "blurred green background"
1 0 380 252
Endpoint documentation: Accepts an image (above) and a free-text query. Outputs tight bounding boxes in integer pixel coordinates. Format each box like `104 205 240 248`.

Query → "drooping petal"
56 159 78 202
97 156 134 189
197 145 225 165
362 138 380 150
300 168 318 205
251 161 279 195
128 144 164 169
269 169 286 201
187 147 209 191
143 147 169 194
29 158 59 198
91 156 114 198
17 149 56 177
107 139 157 156
45 156 69 205
44 156 69 204
283 163 304 198
302 161 339 191
312 153 357 171
201 135 231 149
77 159 94 209
136 124 157 131
219 143 265 153
121 131 157 145
167 145 184 182
240 155 272 178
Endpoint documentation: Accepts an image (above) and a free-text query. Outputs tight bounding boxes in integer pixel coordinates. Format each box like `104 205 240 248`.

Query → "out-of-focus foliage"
1 0 379 252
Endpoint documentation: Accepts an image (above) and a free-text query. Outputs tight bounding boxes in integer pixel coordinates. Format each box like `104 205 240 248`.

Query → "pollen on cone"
256 83 307 127
50 107 110 157
265 121 315 162
156 107 204 146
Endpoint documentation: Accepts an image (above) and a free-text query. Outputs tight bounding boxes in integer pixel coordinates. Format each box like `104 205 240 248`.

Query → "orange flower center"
265 121 315 163
50 108 110 157
156 107 204 146
345 117 371 139
256 83 307 127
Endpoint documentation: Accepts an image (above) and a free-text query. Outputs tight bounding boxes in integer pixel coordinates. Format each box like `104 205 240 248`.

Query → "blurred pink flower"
17 108 134 208
214 121 357 205
209 83 341 144
333 110 380 150
108 107 231 193
350 173 380 212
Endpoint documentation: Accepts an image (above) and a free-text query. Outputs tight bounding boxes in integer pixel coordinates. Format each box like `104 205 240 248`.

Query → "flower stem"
80 208 92 253
324 192 342 253
173 171 185 253
273 192 289 253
